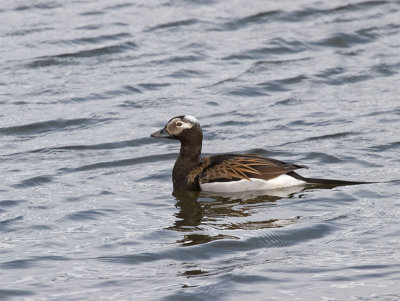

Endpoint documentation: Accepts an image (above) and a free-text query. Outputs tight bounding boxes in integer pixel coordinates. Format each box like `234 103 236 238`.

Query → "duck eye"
176 121 183 127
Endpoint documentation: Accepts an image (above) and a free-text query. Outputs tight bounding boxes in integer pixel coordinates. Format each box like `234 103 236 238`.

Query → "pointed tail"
288 171 374 186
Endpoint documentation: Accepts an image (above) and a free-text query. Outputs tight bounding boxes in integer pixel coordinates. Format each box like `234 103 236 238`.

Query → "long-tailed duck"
151 115 366 192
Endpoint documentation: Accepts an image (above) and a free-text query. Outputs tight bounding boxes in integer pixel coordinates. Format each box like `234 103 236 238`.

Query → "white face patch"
166 117 194 135
175 119 193 130
183 115 198 125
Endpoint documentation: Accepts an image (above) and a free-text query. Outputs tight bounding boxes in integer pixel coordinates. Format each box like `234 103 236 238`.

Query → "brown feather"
186 157 210 184
197 154 307 184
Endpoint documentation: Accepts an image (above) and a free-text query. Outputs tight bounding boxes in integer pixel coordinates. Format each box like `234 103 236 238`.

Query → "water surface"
1 0 400 300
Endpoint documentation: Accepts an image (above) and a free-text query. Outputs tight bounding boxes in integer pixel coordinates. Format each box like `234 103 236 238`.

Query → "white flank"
200 174 306 193
183 115 198 124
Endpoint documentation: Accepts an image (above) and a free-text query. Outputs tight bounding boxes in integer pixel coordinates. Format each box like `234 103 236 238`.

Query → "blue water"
1 0 400 300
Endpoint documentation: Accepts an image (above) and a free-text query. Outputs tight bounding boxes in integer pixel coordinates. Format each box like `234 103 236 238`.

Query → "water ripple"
0 216 24 232
0 200 26 207
66 209 108 221
1 256 70 269
13 175 53 188
55 32 132 46
65 86 143 103
219 1 388 31
26 41 138 67
98 222 333 265
149 54 206 66
14 2 62 11
241 39 308 58
79 10 105 16
0 117 113 136
5 26 52 37
34 137 149 152
0 289 34 298
314 31 377 48
368 141 400 152
221 10 282 30
146 19 202 32
59 153 175 174
305 132 356 141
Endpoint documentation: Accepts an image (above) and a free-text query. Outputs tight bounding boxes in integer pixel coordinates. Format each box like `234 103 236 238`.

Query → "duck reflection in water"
169 186 309 246
168 183 354 247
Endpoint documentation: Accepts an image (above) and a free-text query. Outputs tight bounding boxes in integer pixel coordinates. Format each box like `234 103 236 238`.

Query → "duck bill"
151 128 175 139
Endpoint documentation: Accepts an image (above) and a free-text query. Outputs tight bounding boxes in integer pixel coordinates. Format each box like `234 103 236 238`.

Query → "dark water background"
1 0 400 300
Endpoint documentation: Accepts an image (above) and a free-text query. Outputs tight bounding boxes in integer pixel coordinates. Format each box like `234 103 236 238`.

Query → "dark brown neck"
172 133 202 190
178 140 202 162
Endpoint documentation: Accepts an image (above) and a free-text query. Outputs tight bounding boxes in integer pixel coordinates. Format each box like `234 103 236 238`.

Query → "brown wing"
197 154 307 184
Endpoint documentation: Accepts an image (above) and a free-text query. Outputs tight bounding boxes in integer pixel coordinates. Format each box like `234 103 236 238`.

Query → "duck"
151 115 366 192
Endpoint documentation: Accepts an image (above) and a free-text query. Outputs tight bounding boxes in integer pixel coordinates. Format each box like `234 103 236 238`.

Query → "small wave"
66 209 108 221
257 75 308 91
240 39 308 59
75 24 103 31
0 216 24 232
55 32 132 46
13 175 53 188
314 31 377 48
256 223 333 248
223 74 307 96
0 200 26 207
225 86 268 97
303 152 343 164
5 26 51 37
59 153 176 174
218 1 387 31
289 118 351 127
97 252 160 265
313 61 397 86
26 41 138 68
106 3 134 10
79 10 105 16
371 62 399 77
0 289 34 298
168 69 206 79
14 2 62 11
369 141 400 152
287 1 387 22
1 259 34 269
34 137 149 153
127 223 332 262
1 256 69 269
149 54 205 66
221 10 282 31
117 100 144 108
138 82 171 90
63 86 143 103
333 0 388 13
0 117 112 136
316 73 371 86
0 138 150 163
315 67 345 79
272 98 303 106
146 19 202 32
25 57 79 68
305 132 356 141
122 85 142 93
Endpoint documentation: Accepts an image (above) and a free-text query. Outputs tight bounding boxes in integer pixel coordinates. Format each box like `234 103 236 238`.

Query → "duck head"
151 115 202 143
